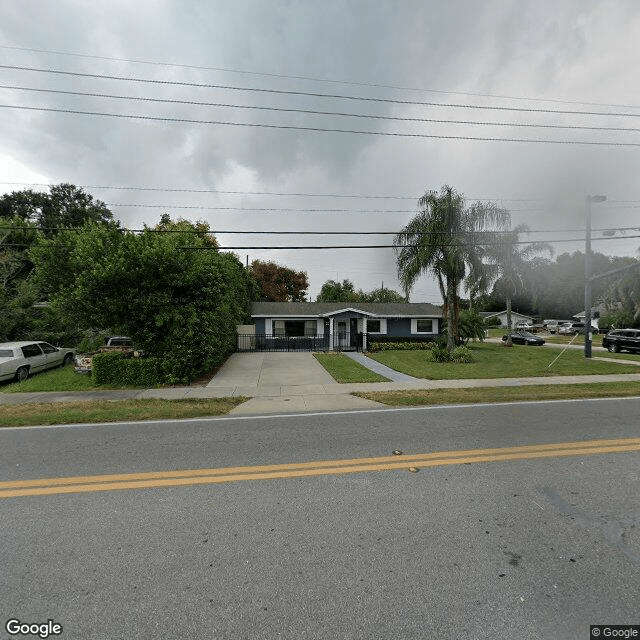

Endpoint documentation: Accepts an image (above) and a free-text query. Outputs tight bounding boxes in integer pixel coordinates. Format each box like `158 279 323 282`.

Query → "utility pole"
585 195 606 358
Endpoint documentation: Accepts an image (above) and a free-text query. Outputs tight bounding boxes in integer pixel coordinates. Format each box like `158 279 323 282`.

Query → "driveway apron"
206 352 335 392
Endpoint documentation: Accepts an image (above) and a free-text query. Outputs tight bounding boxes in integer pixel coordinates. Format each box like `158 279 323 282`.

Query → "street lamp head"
589 195 607 203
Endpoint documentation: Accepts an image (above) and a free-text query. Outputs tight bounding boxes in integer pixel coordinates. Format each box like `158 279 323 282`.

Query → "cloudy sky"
1 0 640 302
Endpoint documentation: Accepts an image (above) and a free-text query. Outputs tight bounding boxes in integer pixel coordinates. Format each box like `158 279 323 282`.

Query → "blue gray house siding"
243 302 443 351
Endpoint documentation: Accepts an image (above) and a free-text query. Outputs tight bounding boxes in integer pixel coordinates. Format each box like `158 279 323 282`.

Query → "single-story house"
479 310 534 328
238 301 443 351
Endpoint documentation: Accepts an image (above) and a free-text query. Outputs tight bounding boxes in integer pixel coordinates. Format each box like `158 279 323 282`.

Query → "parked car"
602 329 640 353
0 341 76 382
558 322 598 335
502 331 545 346
74 336 140 374
545 320 559 333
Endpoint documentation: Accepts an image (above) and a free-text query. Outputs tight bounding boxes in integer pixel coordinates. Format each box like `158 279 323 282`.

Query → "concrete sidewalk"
2 348 640 416
3 372 640 414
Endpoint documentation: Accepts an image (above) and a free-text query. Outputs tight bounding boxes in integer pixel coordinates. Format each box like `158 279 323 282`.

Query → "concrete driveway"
205 352 382 414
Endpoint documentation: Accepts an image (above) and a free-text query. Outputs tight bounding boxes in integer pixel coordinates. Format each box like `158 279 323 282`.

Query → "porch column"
362 317 367 351
329 317 334 351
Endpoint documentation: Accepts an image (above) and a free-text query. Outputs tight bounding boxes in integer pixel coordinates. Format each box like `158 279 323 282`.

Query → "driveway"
205 352 382 414
208 352 335 388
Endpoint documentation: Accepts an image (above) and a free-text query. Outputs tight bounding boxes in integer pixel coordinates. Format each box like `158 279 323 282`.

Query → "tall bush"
32 217 258 383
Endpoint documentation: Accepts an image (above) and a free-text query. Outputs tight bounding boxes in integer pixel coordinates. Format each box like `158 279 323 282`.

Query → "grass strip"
314 352 389 383
354 381 640 406
0 397 249 427
366 343 640 379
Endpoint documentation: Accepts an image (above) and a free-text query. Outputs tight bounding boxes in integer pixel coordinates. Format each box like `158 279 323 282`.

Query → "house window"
272 320 317 337
413 318 434 333
367 319 381 333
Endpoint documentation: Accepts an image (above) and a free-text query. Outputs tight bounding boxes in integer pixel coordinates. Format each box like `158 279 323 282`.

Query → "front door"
336 320 349 348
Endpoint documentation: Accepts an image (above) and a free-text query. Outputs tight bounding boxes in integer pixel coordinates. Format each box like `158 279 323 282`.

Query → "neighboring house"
240 301 443 351
572 308 601 330
479 310 534 328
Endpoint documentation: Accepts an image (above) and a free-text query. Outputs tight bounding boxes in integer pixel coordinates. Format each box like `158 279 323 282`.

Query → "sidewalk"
2 346 640 416
2 372 640 414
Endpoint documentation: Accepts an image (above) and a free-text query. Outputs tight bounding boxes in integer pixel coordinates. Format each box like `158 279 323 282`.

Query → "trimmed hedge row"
367 336 440 352
92 352 172 387
368 341 436 352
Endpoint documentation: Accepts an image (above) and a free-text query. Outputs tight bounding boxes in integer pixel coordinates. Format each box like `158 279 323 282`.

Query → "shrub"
483 315 502 327
368 340 435 352
92 352 173 387
451 346 475 363
430 346 452 362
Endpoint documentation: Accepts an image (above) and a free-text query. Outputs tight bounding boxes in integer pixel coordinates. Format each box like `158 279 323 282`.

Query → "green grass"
366 343 640 379
0 360 227 393
354 381 640 406
594 351 640 361
0 364 139 393
0 397 249 427
314 352 389 383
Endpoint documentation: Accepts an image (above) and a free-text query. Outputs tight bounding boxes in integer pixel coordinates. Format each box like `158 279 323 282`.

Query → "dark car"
502 331 545 346
601 329 640 353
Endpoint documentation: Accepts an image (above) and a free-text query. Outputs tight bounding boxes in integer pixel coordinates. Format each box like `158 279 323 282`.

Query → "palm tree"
484 225 554 336
394 185 510 352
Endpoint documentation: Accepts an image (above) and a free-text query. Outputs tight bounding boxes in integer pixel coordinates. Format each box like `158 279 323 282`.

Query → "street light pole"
585 195 606 358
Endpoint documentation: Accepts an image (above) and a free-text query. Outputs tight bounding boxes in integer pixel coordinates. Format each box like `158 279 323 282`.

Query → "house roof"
479 310 534 320
251 301 442 318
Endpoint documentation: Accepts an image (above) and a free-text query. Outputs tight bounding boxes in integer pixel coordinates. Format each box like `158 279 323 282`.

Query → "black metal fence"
237 334 328 352
237 333 364 352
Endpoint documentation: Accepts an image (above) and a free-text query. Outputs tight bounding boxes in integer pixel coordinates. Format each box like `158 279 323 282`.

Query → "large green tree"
316 279 364 302
394 185 510 351
0 184 117 341
250 260 309 301
31 217 257 378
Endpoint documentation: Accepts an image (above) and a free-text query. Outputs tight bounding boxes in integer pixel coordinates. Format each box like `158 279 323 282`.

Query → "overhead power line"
3 104 640 147
8 235 640 250
188 235 640 249
6 181 640 205
3 44 639 110
0 182 418 199
2 64 640 118
3 225 636 235
3 84 640 133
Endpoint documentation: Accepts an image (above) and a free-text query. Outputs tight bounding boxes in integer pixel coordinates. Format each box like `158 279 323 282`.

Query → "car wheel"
15 366 29 382
63 353 74 366
607 343 620 353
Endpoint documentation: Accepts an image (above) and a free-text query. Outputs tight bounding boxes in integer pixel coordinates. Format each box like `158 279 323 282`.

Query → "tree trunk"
505 296 513 346
446 282 456 352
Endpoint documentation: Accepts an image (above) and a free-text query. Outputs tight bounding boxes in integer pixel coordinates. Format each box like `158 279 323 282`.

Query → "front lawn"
354 381 640 406
314 353 389 383
0 360 227 393
366 343 640 379
0 364 138 393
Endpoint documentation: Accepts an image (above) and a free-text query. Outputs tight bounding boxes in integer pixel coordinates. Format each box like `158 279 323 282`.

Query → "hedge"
367 336 440 352
92 352 175 387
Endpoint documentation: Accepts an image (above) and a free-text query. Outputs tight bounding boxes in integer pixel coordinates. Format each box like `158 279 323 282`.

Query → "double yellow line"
2 437 640 499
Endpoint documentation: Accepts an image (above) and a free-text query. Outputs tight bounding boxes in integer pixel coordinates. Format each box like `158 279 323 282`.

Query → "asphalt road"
1 399 640 639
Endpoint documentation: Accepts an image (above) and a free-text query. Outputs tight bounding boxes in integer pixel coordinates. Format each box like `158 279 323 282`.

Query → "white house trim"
411 318 438 334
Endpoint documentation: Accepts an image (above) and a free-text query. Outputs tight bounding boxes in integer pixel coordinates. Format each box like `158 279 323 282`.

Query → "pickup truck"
74 337 140 374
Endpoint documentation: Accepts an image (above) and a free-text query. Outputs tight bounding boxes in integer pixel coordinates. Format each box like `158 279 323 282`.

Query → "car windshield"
0 349 14 357
517 331 535 338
